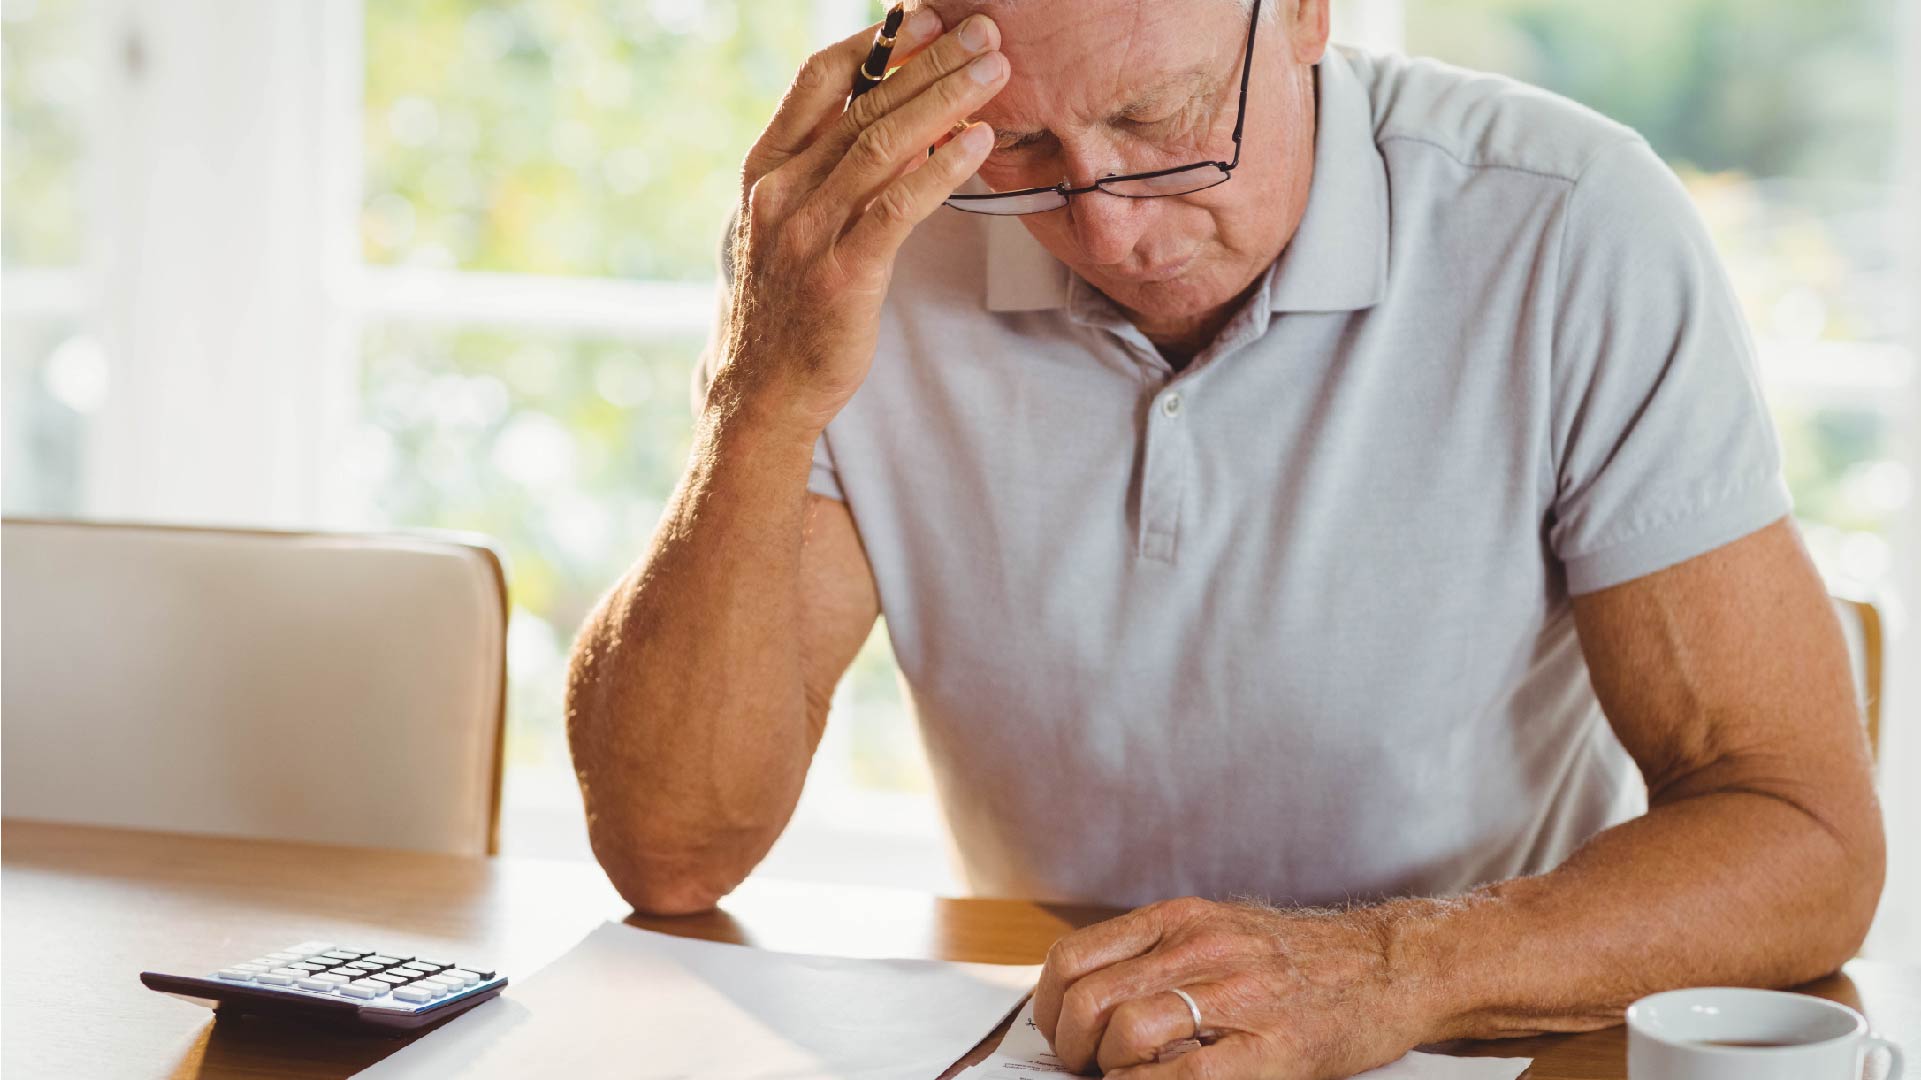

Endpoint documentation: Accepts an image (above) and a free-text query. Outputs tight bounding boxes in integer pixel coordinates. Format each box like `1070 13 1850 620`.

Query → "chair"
1830 592 1884 765
1 518 508 855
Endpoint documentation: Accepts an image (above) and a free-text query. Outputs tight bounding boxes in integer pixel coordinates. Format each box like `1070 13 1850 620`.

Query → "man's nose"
1064 175 1156 266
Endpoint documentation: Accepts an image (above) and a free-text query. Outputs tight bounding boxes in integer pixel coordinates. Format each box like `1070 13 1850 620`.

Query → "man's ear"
1287 0 1332 65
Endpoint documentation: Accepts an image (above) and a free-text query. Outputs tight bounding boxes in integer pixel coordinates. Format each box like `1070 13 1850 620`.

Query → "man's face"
925 0 1326 329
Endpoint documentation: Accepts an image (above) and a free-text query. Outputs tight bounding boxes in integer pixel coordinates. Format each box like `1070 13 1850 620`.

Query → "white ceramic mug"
1628 986 1904 1079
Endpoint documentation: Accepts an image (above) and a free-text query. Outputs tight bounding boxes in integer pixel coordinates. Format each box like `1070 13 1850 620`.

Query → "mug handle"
1863 1035 1904 1080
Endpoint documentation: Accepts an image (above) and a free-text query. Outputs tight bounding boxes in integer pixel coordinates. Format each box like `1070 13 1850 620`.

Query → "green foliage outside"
2 0 89 266
362 0 818 280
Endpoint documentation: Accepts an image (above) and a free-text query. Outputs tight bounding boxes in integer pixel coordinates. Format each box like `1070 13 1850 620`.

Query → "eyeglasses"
942 0 1262 216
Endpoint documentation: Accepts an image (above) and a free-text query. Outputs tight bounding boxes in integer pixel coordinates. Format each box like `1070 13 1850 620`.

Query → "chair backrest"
1830 593 1884 765
2 518 508 855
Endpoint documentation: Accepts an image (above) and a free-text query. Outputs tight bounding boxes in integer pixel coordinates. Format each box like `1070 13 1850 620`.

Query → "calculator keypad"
211 942 499 1012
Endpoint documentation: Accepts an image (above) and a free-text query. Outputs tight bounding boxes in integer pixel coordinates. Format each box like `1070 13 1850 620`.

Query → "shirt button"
1161 392 1183 418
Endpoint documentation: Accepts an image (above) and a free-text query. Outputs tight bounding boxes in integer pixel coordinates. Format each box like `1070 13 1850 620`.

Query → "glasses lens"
1098 164 1231 198
942 189 1069 216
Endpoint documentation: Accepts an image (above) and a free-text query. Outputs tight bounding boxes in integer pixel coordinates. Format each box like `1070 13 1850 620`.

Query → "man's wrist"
703 355 840 451
1371 894 1489 1044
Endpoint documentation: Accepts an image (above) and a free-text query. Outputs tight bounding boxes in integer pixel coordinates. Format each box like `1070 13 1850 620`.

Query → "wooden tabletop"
3 820 1913 1079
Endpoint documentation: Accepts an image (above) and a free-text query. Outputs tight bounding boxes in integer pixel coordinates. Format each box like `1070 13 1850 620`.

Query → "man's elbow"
1792 786 1887 974
1831 802 1888 960
592 836 741 916
582 807 767 917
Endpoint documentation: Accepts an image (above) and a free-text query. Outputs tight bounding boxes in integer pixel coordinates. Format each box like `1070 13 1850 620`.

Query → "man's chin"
1090 267 1238 323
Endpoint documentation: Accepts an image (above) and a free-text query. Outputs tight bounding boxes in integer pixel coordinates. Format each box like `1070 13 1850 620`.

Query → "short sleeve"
690 209 846 503
1547 137 1792 595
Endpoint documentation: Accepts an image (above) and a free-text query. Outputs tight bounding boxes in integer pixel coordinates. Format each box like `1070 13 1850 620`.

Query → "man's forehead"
915 0 1240 123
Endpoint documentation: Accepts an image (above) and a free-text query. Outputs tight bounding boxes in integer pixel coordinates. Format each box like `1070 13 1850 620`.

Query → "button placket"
1137 387 1189 563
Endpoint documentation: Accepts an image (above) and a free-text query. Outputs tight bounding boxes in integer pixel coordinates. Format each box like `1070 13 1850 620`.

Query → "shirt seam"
1545 135 1658 516
1376 132 1640 185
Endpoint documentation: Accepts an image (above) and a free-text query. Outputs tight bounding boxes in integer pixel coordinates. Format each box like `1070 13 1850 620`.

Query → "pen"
848 3 906 103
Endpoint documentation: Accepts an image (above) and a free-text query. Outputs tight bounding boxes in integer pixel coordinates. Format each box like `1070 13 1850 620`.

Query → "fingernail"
906 7 939 40
967 52 1004 84
959 122 992 153
959 14 993 51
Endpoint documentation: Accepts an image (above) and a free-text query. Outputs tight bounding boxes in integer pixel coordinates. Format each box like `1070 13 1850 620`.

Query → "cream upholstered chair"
1 519 508 855
1830 592 1885 765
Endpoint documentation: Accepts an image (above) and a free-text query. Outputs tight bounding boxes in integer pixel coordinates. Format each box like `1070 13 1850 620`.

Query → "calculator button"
412 959 450 970
392 987 439 1003
255 973 295 985
297 979 338 992
421 975 463 989
373 973 410 985
290 962 328 972
338 983 381 999
443 969 482 987
395 964 436 976
365 955 403 966
320 951 365 961
311 973 350 984
218 969 255 981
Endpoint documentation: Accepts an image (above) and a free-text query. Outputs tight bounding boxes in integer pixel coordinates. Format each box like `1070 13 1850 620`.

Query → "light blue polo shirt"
703 45 1791 908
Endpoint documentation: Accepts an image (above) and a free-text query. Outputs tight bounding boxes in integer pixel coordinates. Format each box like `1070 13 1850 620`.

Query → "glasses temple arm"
1226 0 1261 170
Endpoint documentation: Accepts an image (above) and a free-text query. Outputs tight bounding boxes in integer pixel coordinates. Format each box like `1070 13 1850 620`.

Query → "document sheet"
356 921 1040 1079
954 998 1533 1080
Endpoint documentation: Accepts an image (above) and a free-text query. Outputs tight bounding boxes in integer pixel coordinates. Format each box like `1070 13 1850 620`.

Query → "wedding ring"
1170 987 1204 1040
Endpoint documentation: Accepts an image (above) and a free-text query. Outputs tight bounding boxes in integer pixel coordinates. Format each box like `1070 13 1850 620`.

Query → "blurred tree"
363 0 814 280
2 0 90 266
1405 0 1900 183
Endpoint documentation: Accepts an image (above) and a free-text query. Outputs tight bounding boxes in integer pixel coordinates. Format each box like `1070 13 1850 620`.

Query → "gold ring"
860 58 887 81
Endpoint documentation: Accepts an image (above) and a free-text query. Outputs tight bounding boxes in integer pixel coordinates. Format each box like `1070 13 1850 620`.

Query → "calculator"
140 940 508 1033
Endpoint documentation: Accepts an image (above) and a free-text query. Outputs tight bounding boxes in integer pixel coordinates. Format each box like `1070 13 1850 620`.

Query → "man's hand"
1032 895 1437 1078
715 6 1008 436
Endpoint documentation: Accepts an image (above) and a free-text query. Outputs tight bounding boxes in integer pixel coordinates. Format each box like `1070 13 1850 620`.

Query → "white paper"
357 921 1040 1080
953 999 1532 1080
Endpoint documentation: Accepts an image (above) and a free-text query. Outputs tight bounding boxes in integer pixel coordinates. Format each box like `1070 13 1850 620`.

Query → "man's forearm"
1385 784 1885 1042
566 378 823 913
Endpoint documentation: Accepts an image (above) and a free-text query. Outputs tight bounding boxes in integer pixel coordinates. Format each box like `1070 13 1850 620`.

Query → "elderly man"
566 0 1887 1074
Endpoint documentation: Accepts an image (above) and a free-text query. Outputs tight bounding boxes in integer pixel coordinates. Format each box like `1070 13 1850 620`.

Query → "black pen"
848 3 907 103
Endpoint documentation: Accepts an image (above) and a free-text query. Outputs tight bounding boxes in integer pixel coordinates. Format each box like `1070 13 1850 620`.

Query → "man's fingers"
745 7 942 181
1032 905 1171 1045
1095 987 1228 1073
804 12 1003 172
835 120 992 265
1051 958 1229 1073
1103 1033 1272 1080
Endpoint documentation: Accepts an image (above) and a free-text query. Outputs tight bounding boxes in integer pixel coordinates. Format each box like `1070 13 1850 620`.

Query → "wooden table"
4 821 1914 1078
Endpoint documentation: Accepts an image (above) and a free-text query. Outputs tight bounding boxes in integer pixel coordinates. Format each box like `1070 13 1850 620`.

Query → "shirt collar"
983 45 1389 316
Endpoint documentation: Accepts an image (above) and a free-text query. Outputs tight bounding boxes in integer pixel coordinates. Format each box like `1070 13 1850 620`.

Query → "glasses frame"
942 0 1263 215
